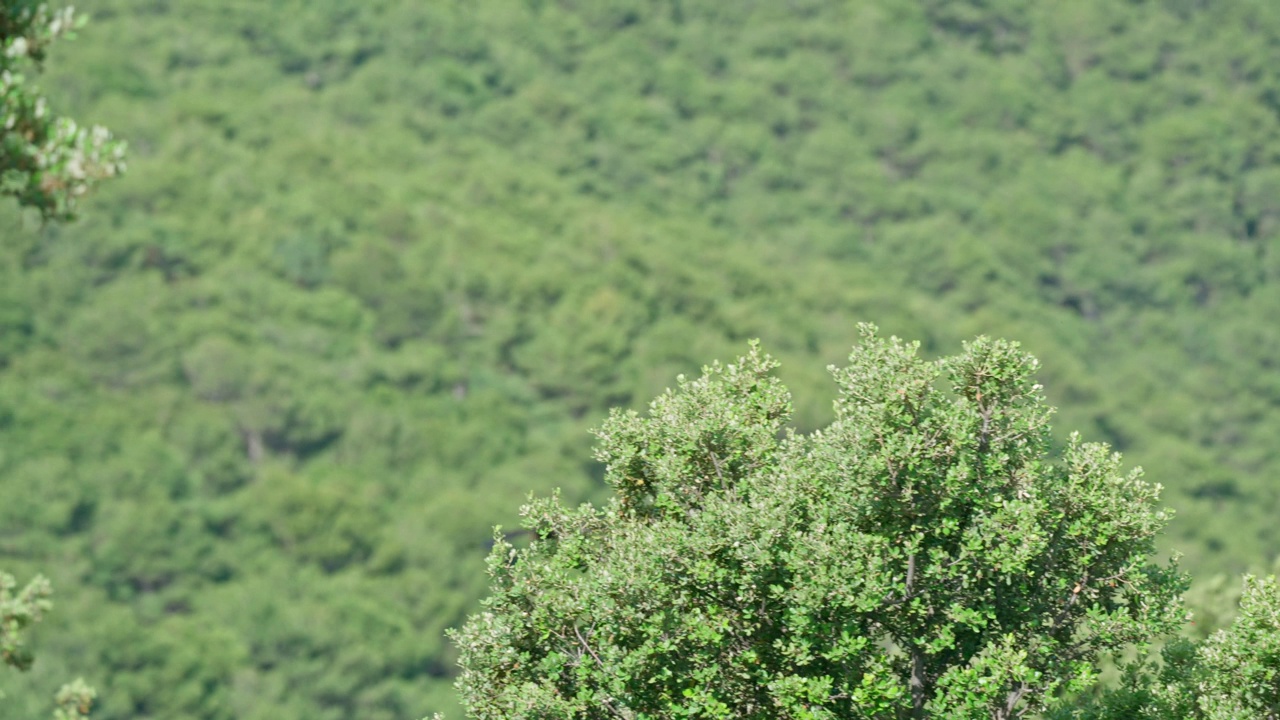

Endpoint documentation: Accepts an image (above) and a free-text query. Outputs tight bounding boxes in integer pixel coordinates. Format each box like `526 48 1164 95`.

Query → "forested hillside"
2 1 1280 718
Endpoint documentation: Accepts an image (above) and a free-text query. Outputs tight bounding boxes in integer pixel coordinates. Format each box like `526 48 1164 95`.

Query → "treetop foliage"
454 330 1187 719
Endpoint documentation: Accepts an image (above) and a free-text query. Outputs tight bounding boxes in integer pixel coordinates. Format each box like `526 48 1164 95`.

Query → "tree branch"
574 624 634 720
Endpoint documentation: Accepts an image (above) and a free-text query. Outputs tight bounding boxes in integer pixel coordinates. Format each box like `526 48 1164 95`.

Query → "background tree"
1 0 124 221
451 328 1187 719
4 1 1280 717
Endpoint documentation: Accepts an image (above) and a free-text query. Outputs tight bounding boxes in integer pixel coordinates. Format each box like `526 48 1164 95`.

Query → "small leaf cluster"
1 571 51 673
1 1 124 220
1 572 94 719
452 328 1187 719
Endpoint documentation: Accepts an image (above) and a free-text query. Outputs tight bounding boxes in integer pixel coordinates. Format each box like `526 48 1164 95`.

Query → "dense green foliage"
2 0 1280 718
1052 574 1280 719
454 333 1186 719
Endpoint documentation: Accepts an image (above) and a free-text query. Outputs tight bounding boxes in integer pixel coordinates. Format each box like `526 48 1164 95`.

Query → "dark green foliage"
453 332 1186 719
2 1 1280 718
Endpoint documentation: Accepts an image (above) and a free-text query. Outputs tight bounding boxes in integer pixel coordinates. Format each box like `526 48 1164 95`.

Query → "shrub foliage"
453 328 1187 719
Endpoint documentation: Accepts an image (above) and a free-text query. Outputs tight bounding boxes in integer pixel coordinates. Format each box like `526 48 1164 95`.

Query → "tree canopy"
2 1 1280 718
453 331 1188 719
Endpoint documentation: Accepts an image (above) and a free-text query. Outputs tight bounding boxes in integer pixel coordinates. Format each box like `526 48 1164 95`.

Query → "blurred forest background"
3 0 1280 718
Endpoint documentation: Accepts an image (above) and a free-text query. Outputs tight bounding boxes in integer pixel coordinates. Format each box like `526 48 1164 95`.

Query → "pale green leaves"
1 571 51 673
1 572 95 719
51 679 94 720
1193 574 1280 717
594 340 791 519
1 2 125 220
